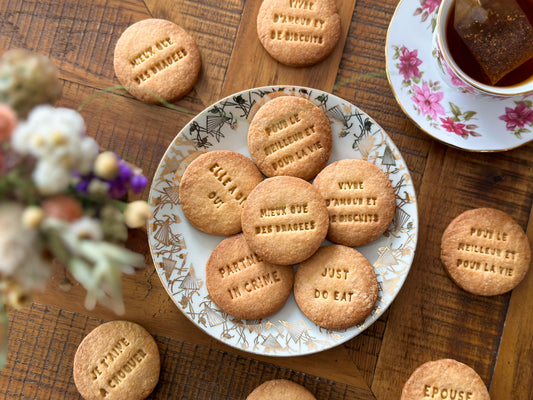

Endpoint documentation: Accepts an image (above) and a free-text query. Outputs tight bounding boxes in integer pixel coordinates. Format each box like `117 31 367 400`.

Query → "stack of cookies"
178 95 396 330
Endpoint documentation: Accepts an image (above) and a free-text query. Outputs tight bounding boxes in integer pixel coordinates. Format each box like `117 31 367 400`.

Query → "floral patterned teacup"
433 0 533 98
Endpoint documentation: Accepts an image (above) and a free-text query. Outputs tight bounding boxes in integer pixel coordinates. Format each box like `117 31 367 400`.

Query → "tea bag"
454 0 533 84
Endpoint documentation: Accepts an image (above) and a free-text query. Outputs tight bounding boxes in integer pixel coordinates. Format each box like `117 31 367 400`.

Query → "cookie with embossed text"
313 158 396 247
73 320 160 400
257 0 341 66
114 18 201 103
440 207 531 296
247 379 317 400
248 95 332 181
206 234 293 320
294 245 378 330
401 359 490 400
241 176 329 265
179 150 263 236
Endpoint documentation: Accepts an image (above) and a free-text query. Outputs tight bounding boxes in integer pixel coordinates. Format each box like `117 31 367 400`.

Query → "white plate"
148 86 418 356
386 0 533 151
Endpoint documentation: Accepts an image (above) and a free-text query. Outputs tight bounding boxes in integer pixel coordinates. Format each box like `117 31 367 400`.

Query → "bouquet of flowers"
0 49 151 367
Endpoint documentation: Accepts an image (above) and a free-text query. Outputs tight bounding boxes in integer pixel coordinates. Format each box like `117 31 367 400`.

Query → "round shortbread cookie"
241 176 329 265
179 150 263 236
114 18 201 103
206 234 294 320
401 359 490 400
256 0 341 67
312 158 396 247
294 245 378 330
246 379 316 400
73 320 160 400
248 96 332 181
440 207 531 296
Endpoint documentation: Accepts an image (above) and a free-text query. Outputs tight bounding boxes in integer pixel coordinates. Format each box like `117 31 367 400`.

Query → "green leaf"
463 111 477 121
449 102 461 117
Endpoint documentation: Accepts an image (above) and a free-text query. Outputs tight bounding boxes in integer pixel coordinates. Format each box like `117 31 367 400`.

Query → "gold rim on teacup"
435 0 533 97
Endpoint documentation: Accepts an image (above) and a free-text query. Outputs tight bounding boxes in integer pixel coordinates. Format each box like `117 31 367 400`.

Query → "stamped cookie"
114 18 201 103
248 96 332 181
73 320 160 400
179 150 263 236
256 0 341 67
246 379 317 400
241 176 329 265
440 208 531 296
312 158 396 247
401 359 490 400
294 245 378 330
206 234 294 319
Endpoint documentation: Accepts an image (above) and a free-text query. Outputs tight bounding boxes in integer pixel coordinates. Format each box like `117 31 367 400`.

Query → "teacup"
433 0 533 98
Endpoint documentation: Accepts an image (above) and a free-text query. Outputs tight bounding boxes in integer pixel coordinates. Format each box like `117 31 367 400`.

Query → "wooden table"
1 0 532 399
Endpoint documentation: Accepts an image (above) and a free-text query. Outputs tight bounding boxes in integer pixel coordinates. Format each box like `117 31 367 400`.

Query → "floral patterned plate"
386 0 533 151
148 86 418 356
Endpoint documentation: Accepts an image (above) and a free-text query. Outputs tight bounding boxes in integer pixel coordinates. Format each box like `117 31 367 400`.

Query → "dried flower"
21 206 45 229
0 51 150 369
0 104 17 142
0 203 50 288
94 151 120 180
124 200 151 228
67 217 103 241
12 105 99 194
0 49 62 118
42 195 83 222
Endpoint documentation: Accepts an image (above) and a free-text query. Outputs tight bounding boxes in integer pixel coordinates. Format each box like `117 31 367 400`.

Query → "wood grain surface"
1 0 532 399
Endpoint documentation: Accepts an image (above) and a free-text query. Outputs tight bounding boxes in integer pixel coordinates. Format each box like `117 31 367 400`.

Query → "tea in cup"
433 0 533 97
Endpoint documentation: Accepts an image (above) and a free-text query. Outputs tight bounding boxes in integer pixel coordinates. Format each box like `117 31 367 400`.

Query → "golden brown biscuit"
256 0 341 67
178 150 263 236
313 158 396 247
241 176 329 265
248 96 332 181
247 379 317 400
206 234 294 320
294 245 378 330
73 320 160 400
401 359 490 400
440 207 531 296
114 18 201 103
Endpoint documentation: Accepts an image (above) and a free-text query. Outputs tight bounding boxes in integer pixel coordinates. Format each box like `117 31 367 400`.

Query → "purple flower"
108 178 128 199
130 174 148 194
411 82 445 120
440 117 468 137
118 161 133 181
399 46 422 82
421 0 441 14
76 178 91 193
499 102 533 131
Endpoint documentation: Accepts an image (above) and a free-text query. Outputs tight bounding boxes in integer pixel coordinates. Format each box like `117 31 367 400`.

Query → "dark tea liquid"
446 0 533 87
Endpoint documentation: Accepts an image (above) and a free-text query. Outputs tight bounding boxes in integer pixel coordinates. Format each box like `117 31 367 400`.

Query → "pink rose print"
499 102 533 131
411 82 445 120
440 117 468 137
399 46 422 82
421 0 441 14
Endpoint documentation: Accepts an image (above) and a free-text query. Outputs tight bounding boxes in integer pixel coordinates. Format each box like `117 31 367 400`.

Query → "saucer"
385 0 533 152
147 85 418 357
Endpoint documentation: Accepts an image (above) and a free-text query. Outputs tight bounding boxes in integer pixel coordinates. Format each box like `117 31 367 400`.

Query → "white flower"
0 203 50 289
11 105 99 194
32 159 72 195
68 217 103 241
